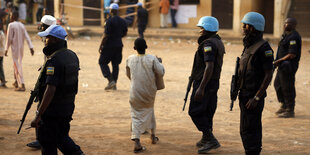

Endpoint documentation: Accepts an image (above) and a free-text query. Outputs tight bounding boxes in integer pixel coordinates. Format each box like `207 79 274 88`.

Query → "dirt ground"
0 34 310 155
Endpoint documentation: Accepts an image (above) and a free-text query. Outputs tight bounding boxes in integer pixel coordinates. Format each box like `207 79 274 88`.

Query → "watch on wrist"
254 96 260 101
36 110 40 117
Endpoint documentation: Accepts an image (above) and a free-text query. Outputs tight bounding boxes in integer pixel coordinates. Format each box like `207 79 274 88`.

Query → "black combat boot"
198 130 221 154
278 105 295 118
196 132 208 148
275 103 286 115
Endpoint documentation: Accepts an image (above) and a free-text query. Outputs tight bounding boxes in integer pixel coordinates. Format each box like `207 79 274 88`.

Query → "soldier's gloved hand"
245 98 258 110
194 87 204 102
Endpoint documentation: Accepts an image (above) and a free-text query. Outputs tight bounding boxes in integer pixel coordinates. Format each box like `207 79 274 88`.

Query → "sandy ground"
0 34 310 155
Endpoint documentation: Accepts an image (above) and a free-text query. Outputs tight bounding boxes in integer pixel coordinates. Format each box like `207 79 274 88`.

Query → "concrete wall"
53 0 83 26
273 0 290 37
52 0 294 38
233 0 264 33
54 0 60 19
64 0 83 26
32 3 39 24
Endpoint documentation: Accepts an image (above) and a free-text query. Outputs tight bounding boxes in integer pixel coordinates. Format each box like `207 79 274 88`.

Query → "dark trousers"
36 8 43 22
170 9 177 28
239 91 264 155
38 117 83 155
0 57 5 83
104 12 109 20
274 68 296 109
99 47 123 82
138 24 146 39
189 80 219 132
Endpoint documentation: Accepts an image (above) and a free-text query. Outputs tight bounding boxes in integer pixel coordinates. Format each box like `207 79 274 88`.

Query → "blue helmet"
38 25 67 40
110 3 119 10
137 2 143 7
241 12 265 31
197 16 219 32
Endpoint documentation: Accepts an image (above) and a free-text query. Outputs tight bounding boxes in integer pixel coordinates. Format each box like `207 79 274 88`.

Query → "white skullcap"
40 15 57 26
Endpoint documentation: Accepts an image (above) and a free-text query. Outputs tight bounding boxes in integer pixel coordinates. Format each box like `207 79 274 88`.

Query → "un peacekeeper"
30 25 84 155
99 3 128 90
135 2 148 39
26 14 57 150
274 18 301 118
238 12 274 155
188 16 225 154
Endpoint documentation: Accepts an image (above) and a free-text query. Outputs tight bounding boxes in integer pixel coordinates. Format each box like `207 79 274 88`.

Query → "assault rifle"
230 57 240 111
17 90 38 134
17 66 44 134
183 76 193 111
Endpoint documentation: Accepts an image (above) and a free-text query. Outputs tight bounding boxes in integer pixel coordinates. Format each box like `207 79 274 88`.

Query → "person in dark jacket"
188 16 225 154
26 14 57 150
238 12 274 155
99 3 128 90
274 17 301 118
31 25 84 155
133 2 148 38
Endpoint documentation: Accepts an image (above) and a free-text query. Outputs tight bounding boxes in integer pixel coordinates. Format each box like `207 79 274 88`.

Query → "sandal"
134 146 146 153
12 81 18 88
151 135 159 144
15 87 25 91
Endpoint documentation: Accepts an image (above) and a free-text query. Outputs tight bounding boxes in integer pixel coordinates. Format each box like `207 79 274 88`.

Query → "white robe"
0 31 5 57
126 54 165 139
5 21 33 85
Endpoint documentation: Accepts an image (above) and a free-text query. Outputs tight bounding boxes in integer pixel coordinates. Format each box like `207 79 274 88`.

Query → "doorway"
212 0 233 29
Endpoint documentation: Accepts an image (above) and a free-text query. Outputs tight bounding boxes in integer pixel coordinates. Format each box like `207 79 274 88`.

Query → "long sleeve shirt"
5 21 33 52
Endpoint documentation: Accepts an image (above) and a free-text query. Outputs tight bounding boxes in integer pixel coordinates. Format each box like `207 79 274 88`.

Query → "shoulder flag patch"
265 50 273 57
290 40 296 45
204 46 212 52
46 67 55 75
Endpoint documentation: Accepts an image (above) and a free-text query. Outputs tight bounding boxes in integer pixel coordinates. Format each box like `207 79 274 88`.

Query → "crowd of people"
0 1 303 155
0 0 34 90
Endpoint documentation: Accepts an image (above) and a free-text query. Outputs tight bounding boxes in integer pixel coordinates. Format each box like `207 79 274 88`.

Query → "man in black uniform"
133 2 148 38
31 25 84 155
238 12 274 155
99 3 128 90
274 18 301 118
188 16 225 154
26 15 57 150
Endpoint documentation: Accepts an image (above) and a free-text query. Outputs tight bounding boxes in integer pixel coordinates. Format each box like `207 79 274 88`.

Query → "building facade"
2 0 307 38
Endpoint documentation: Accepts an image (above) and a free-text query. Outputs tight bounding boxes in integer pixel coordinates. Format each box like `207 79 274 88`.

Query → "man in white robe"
126 38 165 153
5 11 34 91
